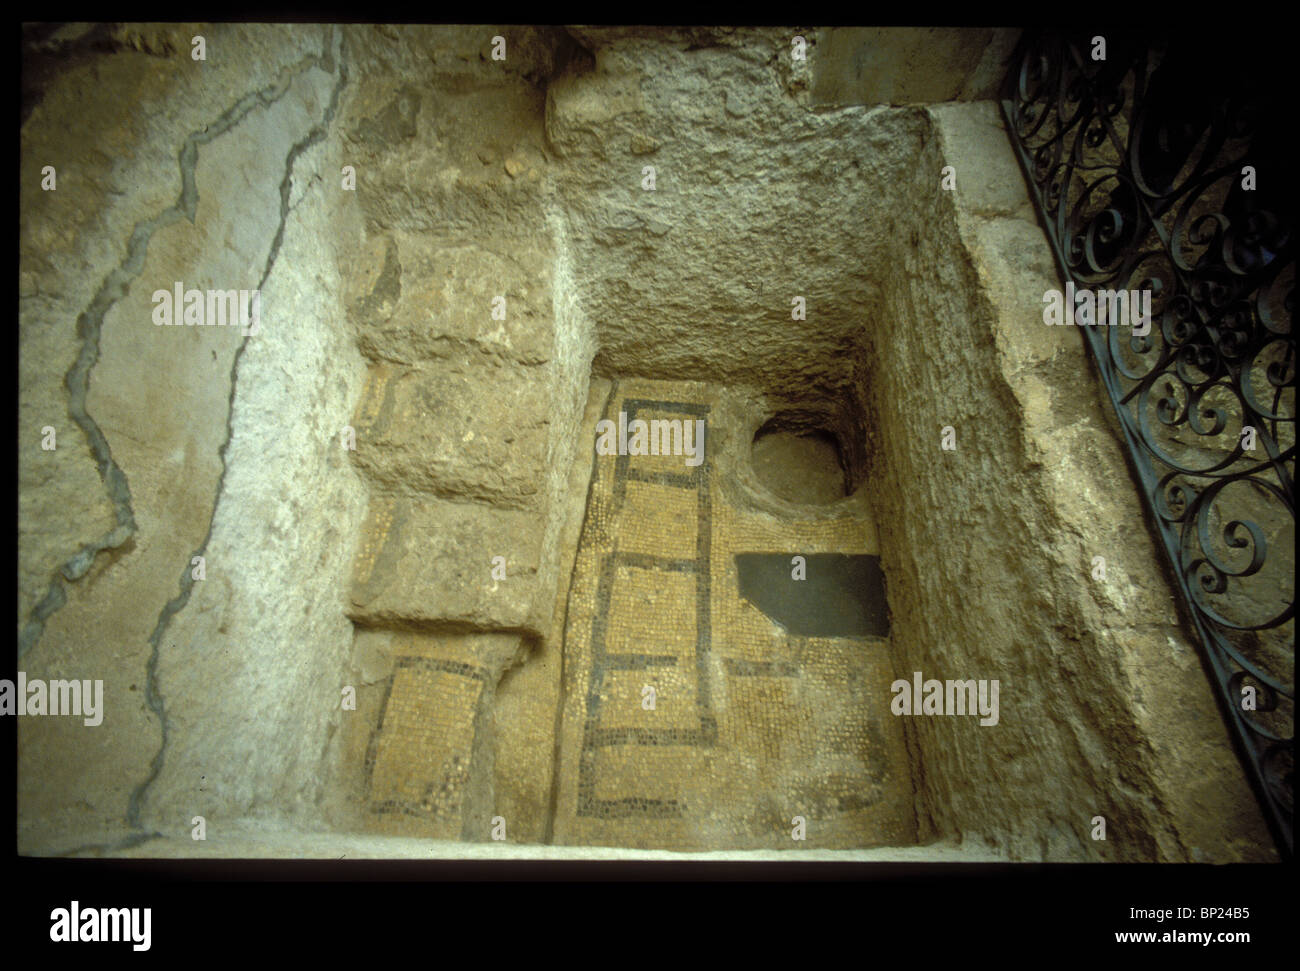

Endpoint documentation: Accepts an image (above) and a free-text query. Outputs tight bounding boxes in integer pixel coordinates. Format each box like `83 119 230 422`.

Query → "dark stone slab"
734 553 890 638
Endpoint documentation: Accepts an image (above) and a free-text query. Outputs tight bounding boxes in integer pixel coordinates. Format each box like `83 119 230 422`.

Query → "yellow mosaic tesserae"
346 378 915 849
552 379 915 849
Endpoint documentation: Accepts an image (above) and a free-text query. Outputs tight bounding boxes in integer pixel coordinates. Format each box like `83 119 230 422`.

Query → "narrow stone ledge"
348 494 547 634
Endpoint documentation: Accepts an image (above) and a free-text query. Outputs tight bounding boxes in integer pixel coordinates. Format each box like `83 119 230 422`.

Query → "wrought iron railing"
1000 30 1294 858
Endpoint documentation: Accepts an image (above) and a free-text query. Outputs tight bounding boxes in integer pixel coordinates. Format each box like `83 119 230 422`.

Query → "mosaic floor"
551 378 918 850
341 376 918 849
343 629 524 841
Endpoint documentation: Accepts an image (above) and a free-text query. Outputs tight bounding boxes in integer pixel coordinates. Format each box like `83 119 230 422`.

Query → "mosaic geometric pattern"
579 394 717 820
363 650 490 839
553 378 919 850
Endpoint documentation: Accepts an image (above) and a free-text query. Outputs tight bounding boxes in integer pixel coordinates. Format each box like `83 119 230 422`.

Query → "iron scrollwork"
1001 31 1294 857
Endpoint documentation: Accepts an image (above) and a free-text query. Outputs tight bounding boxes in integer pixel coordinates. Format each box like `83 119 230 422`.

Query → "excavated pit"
751 417 857 505
17 25 1280 863
322 29 950 853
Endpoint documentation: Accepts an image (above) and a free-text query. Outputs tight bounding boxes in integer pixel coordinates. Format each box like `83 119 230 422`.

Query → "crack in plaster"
18 29 352 847
127 28 350 837
19 41 334 662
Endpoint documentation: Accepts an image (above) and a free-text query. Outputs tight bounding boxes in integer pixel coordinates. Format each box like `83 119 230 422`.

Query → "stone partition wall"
19 24 369 853
18 23 594 854
852 101 1276 862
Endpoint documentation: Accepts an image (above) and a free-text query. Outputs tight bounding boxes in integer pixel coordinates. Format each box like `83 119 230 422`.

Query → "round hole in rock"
751 417 852 505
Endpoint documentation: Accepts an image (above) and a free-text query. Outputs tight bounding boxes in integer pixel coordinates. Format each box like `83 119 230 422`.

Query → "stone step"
349 355 552 508
348 492 547 634
346 232 554 369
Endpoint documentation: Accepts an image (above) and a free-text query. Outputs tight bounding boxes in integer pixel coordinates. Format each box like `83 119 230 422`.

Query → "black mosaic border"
577 393 717 820
364 655 491 818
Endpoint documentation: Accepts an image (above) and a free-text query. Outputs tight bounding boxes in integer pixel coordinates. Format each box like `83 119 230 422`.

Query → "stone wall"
20 23 367 851
853 101 1276 861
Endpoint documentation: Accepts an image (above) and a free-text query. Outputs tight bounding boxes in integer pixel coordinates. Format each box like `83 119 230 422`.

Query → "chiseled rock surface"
19 23 367 852
546 29 912 399
138 30 368 837
336 26 587 639
349 358 553 507
346 235 555 368
809 27 1018 106
348 495 545 632
329 26 587 844
853 100 1275 861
